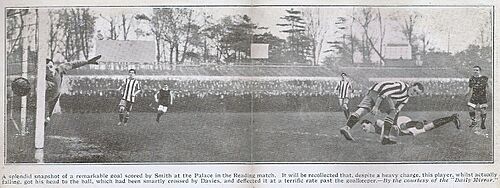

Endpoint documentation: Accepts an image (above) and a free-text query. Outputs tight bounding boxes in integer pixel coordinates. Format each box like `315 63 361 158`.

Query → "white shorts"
338 98 350 106
467 102 488 109
158 105 169 113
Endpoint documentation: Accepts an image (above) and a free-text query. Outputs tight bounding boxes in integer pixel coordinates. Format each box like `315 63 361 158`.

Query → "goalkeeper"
45 55 101 126
360 113 460 138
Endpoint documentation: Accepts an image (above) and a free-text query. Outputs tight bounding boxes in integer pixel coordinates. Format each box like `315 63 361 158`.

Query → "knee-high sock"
118 111 124 122
382 117 394 137
343 108 350 119
432 116 455 128
123 112 129 123
346 114 359 129
469 111 476 122
481 113 486 125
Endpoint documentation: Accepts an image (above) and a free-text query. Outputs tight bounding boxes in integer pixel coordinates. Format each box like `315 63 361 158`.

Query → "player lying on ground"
466 65 490 129
154 83 173 123
45 55 102 126
360 114 460 139
340 81 424 145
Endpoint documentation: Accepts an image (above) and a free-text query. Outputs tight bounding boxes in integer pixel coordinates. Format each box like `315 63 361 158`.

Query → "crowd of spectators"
54 77 488 113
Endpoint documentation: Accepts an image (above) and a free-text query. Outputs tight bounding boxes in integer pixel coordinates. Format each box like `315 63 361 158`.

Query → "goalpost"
34 8 48 163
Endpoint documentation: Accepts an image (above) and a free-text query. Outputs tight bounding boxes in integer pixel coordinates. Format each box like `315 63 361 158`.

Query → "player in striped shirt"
340 81 424 145
334 73 354 119
116 69 142 126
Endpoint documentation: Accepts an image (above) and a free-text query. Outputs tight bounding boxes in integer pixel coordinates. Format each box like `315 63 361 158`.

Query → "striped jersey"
121 78 141 103
335 80 352 99
370 81 410 111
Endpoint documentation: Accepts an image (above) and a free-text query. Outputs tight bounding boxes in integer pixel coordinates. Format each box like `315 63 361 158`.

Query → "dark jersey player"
155 84 173 123
360 114 460 138
466 66 489 129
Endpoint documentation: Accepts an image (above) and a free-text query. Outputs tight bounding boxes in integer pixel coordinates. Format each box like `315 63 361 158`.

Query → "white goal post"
34 8 48 163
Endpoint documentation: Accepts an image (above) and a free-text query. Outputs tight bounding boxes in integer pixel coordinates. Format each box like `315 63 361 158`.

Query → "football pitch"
6 111 492 163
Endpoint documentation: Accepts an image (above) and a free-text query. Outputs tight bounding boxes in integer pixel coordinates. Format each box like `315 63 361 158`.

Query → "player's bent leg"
429 114 458 130
340 108 369 141
381 111 398 145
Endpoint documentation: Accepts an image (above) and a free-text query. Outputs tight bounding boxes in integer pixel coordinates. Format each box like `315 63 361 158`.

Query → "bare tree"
121 13 135 41
476 11 492 47
354 8 385 64
180 9 195 63
303 8 328 66
136 10 166 62
419 32 430 56
48 10 62 59
400 12 420 59
377 9 385 66
6 9 27 58
100 14 119 40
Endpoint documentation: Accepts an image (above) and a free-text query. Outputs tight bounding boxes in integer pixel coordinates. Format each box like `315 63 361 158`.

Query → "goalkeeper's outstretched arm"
58 55 102 73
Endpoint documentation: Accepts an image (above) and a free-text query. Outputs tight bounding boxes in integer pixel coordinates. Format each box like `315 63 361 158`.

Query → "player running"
116 69 141 126
360 114 460 139
45 55 102 126
466 66 490 129
340 81 424 145
154 83 173 123
334 73 354 119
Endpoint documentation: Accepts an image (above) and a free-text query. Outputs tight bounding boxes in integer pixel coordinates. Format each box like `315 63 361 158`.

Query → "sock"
346 114 359 129
481 113 486 126
123 113 129 123
343 109 350 119
119 113 124 122
432 116 454 128
156 111 163 122
382 117 394 136
469 111 476 122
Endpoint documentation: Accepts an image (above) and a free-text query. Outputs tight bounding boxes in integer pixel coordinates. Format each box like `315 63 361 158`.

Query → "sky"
90 6 492 54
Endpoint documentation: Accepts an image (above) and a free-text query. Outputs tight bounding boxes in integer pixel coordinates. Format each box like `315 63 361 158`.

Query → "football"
11 77 31 96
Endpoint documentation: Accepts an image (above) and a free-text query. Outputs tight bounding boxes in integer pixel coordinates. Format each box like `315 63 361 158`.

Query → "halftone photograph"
5 6 493 163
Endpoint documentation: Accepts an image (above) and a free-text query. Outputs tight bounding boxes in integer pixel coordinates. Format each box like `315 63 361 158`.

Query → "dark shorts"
468 96 488 108
469 96 487 105
358 91 395 114
119 99 133 112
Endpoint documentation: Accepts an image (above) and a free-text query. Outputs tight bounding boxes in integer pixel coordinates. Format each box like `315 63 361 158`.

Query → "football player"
45 55 102 126
154 83 173 123
340 81 424 145
116 69 141 126
360 113 460 139
334 73 354 119
466 66 490 129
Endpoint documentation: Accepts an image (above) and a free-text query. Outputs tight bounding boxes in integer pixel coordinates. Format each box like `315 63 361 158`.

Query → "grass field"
6 111 492 163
